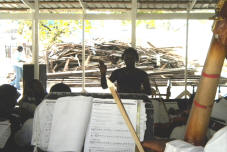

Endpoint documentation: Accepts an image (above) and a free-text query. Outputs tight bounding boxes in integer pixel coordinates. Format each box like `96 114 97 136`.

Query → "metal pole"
32 0 39 79
131 0 137 48
184 0 197 97
78 0 86 92
184 9 189 98
82 9 86 92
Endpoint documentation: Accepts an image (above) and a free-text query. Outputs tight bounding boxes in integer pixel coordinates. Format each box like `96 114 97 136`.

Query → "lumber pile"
46 40 195 87
47 40 184 73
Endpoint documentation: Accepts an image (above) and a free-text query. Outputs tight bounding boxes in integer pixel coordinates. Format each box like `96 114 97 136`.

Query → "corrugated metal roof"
0 0 218 12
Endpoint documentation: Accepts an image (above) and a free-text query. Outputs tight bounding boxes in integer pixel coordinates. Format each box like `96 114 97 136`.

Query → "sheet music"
0 120 11 149
84 98 138 152
139 102 146 141
32 96 147 152
31 99 55 151
48 96 93 152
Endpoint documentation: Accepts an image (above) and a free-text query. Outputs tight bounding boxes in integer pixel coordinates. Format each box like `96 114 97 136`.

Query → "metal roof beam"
136 13 214 20
0 13 32 19
21 0 34 9
0 12 214 20
78 0 86 10
0 1 216 5
189 0 197 10
0 8 216 12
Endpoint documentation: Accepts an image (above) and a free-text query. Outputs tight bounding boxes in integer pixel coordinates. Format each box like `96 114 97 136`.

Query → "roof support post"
82 9 86 92
184 9 189 98
131 0 137 48
79 0 87 92
32 0 39 79
184 0 197 98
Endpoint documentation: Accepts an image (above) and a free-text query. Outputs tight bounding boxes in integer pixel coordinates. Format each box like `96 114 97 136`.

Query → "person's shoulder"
113 67 124 73
135 68 148 75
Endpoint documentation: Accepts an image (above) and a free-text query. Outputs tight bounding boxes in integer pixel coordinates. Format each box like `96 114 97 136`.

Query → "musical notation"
31 99 55 151
48 96 93 152
32 97 147 152
84 98 138 152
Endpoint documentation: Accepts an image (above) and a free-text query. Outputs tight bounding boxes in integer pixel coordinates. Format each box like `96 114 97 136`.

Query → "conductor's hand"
99 60 107 75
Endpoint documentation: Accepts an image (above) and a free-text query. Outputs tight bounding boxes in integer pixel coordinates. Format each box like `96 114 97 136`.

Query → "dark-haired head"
0 84 19 117
23 79 46 105
50 83 71 93
122 47 139 61
17 46 23 52
122 47 139 68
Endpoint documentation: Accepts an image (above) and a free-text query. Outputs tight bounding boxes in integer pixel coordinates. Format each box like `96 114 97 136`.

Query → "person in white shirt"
10 46 26 90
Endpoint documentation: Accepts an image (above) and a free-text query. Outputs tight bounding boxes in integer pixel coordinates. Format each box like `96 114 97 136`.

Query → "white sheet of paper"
84 98 138 152
204 126 227 152
48 96 93 152
164 140 204 152
139 102 146 141
32 99 56 151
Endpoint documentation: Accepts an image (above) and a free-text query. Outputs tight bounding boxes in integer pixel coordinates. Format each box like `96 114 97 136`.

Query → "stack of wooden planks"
46 40 210 87
47 40 184 73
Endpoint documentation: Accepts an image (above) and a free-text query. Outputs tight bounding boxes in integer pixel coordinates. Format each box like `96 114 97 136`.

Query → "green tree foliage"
16 20 92 49
17 20 32 41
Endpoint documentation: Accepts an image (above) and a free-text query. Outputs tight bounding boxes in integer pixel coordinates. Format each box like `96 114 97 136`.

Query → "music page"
84 98 138 152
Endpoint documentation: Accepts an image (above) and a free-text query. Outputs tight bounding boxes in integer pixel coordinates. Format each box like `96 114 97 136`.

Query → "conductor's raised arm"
99 60 108 89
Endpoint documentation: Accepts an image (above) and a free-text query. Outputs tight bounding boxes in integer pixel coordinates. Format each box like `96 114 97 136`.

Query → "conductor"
99 47 152 95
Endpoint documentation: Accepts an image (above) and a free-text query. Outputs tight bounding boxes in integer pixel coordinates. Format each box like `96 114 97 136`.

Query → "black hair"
17 46 23 52
0 84 19 117
50 83 71 93
121 47 139 62
23 79 46 105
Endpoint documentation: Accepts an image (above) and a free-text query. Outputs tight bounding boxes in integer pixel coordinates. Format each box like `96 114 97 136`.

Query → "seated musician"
99 47 152 95
0 84 21 152
16 79 47 123
14 83 71 151
14 80 46 151
49 83 71 93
